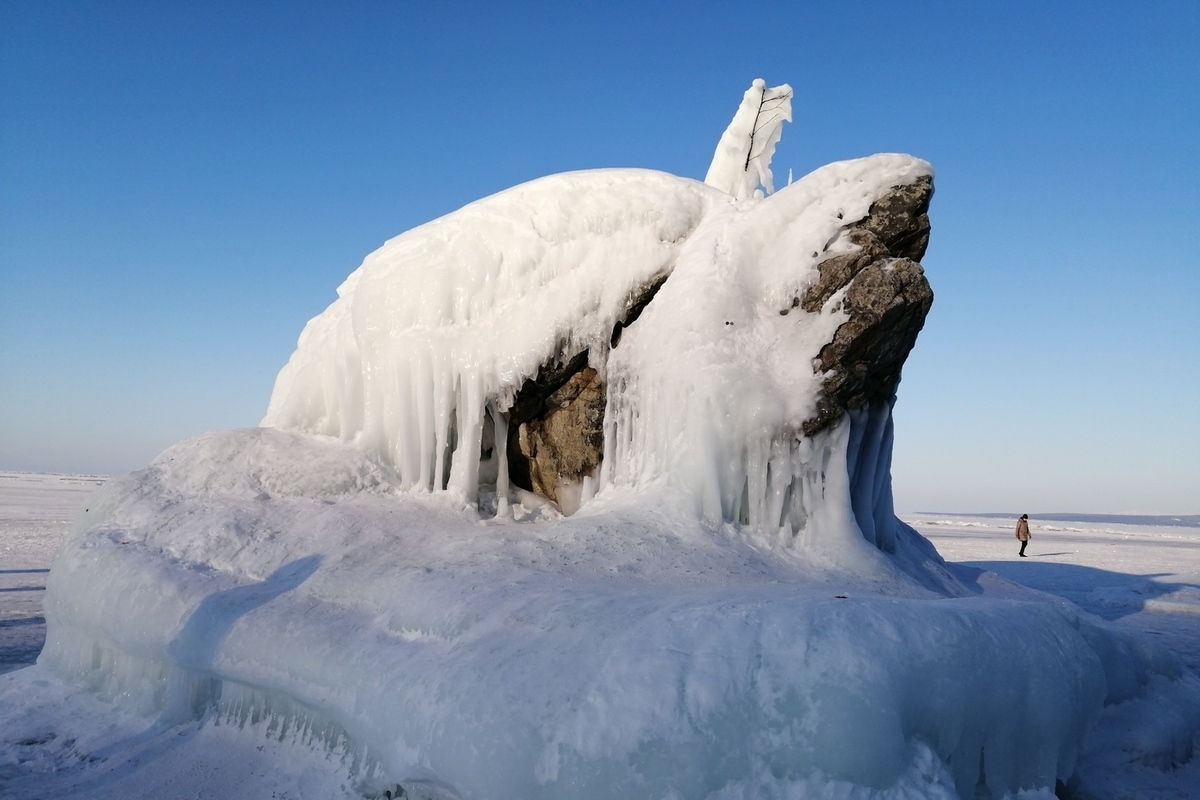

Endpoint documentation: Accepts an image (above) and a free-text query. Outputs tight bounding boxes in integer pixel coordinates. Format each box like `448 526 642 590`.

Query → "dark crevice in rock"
505 350 591 492
508 350 592 431
610 272 671 348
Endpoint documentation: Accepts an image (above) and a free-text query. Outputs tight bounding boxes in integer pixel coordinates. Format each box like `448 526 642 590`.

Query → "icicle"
764 438 792 530
487 402 510 517
416 352 434 490
448 369 484 502
579 474 596 509
745 436 770 528
432 359 453 491
870 402 898 552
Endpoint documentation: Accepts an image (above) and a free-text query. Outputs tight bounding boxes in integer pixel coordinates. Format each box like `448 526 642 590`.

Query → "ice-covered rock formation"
34 80 1200 800
263 95 934 556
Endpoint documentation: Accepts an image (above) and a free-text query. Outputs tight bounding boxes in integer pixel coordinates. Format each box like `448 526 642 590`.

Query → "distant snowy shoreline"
0 470 109 483
912 511 1200 529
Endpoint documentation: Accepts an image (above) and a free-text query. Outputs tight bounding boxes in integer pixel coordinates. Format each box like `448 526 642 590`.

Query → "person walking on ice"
1015 513 1031 557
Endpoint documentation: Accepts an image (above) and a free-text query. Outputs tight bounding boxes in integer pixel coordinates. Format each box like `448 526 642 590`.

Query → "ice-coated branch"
704 78 794 200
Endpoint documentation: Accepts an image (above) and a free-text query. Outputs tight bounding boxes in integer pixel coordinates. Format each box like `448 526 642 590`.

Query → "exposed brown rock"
855 175 932 261
800 228 889 311
504 274 668 501
804 258 933 435
516 367 605 503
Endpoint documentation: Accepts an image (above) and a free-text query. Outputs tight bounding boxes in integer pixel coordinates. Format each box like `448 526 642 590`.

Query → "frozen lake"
901 513 1200 677
0 472 106 674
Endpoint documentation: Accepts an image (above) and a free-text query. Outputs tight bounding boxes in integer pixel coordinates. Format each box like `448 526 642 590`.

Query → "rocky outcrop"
517 367 605 502
801 176 934 435
505 177 934 506
505 275 668 506
851 176 932 261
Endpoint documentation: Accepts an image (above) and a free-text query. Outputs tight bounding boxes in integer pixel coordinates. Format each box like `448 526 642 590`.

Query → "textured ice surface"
264 155 932 548
32 429 1196 799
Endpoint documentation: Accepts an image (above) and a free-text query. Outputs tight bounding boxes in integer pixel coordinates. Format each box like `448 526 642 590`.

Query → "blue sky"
2 1 1197 513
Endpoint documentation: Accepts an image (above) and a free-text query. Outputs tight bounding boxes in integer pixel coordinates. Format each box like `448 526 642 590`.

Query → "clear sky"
2 1 1197 514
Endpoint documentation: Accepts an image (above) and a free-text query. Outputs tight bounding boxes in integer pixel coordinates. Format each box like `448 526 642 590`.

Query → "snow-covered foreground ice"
905 513 1200 676
2 449 1199 800
906 514 1200 799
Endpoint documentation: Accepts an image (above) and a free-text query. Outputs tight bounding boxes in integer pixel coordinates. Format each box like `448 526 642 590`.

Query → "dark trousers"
1019 539 1028 556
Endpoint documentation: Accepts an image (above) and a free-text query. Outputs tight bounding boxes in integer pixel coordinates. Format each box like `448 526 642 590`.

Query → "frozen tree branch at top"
704 78 794 200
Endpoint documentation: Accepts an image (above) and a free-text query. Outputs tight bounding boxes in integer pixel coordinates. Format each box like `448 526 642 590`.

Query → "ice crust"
40 429 1192 800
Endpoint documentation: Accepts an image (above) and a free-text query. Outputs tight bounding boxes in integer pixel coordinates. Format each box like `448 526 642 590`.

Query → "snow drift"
36 81 1200 799
40 429 1196 799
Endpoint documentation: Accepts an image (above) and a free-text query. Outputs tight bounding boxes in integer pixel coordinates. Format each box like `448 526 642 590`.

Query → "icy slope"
40 427 1192 800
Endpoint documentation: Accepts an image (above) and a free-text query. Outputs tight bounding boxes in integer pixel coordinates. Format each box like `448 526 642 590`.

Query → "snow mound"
147 428 400 499
39 429 1196 799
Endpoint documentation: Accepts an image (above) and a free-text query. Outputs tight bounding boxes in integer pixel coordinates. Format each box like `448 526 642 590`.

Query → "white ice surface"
4 439 1198 799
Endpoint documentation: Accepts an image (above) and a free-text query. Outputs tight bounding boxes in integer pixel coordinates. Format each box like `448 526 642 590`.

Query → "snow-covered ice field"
904 513 1200 679
1 470 375 799
906 513 1200 799
0 472 106 675
2 472 1198 799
